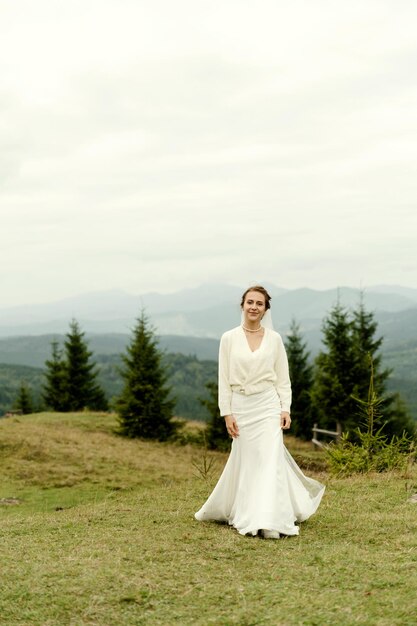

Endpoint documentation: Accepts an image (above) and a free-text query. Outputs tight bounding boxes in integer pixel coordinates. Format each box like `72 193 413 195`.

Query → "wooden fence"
312 422 342 450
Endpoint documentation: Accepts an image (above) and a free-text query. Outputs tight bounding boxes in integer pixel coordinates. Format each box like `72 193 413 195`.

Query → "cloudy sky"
1 0 417 306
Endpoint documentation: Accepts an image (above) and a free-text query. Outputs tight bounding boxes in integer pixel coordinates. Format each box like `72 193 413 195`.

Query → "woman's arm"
218 333 239 437
275 335 292 428
218 333 232 417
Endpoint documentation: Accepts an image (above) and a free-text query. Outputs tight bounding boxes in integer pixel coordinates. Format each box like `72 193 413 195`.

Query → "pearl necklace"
242 324 263 333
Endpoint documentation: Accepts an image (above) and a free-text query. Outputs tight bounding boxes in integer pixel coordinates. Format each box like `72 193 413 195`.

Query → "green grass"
1 413 416 626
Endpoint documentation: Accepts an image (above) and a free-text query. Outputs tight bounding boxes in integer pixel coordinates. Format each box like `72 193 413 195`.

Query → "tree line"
14 313 178 440
12 298 416 449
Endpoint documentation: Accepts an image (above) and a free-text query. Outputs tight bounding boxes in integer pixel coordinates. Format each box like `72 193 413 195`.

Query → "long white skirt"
195 387 325 536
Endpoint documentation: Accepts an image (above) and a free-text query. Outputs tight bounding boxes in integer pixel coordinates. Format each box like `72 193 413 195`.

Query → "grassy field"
1 413 416 626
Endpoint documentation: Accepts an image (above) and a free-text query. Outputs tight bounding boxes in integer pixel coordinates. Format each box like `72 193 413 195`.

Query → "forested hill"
1 346 416 423
0 333 223 419
0 364 45 416
1 317 416 421
0 354 218 421
0 334 219 368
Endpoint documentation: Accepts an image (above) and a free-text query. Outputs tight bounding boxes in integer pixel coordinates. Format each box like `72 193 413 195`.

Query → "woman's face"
242 290 266 325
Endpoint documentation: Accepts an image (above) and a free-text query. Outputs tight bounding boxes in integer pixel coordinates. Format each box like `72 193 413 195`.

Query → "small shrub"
191 434 218 481
326 431 414 476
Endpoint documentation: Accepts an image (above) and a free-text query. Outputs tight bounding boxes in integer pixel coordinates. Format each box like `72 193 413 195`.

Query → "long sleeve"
218 333 232 416
274 335 292 413
217 326 291 414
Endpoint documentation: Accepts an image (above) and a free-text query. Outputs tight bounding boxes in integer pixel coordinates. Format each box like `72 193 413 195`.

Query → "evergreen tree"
64 320 108 411
14 381 34 414
311 295 415 437
285 319 315 440
351 293 388 398
200 381 230 452
310 299 357 431
42 341 68 411
351 295 414 437
116 310 177 440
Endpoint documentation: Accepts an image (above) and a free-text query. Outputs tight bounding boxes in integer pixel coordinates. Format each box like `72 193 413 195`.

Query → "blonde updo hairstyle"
240 285 272 310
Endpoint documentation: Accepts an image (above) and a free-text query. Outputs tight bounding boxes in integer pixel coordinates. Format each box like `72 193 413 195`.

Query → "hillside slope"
0 413 416 626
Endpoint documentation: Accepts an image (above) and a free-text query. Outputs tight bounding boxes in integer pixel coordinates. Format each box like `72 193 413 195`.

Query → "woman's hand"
224 415 239 438
281 411 291 429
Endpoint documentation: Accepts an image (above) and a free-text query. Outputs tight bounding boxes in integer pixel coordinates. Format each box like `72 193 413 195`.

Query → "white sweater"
218 326 292 416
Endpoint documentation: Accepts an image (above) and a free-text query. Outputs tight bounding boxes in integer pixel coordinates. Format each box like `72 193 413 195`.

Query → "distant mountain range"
0 283 416 339
0 282 416 421
0 281 416 379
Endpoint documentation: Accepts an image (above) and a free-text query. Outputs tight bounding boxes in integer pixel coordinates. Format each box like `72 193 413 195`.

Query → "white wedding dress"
195 387 325 536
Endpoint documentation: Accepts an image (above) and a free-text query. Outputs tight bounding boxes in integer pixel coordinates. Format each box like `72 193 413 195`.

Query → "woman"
195 285 325 538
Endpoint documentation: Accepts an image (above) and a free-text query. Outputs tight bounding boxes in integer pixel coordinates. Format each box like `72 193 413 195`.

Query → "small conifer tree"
116 310 177 440
285 319 315 440
326 356 415 475
14 381 34 414
42 340 68 411
64 320 108 411
42 325 107 412
200 381 230 451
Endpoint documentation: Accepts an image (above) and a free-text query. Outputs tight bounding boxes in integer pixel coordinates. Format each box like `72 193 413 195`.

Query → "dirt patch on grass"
0 497 23 505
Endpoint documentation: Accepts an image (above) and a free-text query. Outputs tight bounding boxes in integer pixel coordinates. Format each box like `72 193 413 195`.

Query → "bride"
195 285 325 538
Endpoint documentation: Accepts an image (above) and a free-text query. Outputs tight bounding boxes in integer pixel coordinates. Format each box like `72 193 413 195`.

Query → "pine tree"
351 293 388 398
351 294 414 437
116 310 177 440
64 320 108 411
200 381 230 451
310 299 357 431
14 381 34 414
311 295 415 438
42 341 68 411
284 319 315 440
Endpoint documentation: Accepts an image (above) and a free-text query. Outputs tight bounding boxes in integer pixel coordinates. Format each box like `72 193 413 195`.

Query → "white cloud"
1 0 417 305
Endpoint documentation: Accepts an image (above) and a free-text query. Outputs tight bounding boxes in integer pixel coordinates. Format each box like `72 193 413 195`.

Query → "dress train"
194 387 325 536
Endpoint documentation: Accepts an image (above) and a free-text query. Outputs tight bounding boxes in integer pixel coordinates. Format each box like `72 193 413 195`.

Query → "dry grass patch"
0 412 210 491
